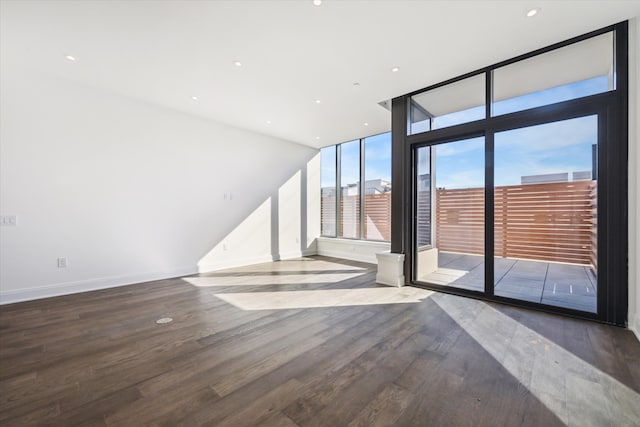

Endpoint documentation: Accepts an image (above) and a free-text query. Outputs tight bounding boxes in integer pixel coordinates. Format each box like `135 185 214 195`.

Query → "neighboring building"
322 179 391 197
573 170 592 181
521 170 592 184
364 179 391 194
521 172 569 184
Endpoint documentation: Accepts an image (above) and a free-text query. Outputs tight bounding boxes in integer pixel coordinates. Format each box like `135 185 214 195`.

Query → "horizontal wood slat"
589 184 598 274
438 180 596 266
320 194 392 240
364 194 391 241
322 181 597 268
436 187 484 255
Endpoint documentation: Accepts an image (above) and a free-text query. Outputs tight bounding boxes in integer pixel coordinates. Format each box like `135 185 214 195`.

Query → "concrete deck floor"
418 251 597 313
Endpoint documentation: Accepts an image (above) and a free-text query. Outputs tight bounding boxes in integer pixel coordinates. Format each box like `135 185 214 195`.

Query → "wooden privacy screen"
589 184 597 273
322 180 596 267
320 194 336 236
416 188 432 247
433 188 485 255
437 180 596 266
321 194 391 240
341 196 360 238
363 194 391 241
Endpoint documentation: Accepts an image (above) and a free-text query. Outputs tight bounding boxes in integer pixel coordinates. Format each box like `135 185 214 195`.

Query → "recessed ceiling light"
266 120 272 124
315 99 321 104
391 67 400 73
191 96 198 100
526 8 539 17
315 136 320 140
364 122 369 126
233 60 242 67
65 55 76 61
313 0 322 5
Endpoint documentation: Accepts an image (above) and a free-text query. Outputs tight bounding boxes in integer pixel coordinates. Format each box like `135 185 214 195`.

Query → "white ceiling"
1 0 639 149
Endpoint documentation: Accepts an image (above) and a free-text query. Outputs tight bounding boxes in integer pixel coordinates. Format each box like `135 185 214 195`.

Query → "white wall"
317 237 389 264
629 17 640 339
0 68 320 304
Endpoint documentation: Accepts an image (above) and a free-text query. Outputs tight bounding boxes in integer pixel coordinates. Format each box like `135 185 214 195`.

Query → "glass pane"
415 137 485 292
494 116 597 313
415 147 432 248
493 32 614 116
320 146 336 237
409 74 485 135
364 133 391 241
340 140 360 238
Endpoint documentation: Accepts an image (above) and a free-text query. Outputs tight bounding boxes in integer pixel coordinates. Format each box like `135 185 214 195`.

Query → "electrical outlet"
57 257 67 268
222 243 228 251
1 215 17 226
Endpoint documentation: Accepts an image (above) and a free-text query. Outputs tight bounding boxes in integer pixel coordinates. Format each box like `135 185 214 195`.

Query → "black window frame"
320 131 393 243
391 22 628 326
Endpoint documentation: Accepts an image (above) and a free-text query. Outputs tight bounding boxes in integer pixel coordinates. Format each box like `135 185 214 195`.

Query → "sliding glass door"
414 137 485 292
413 116 600 314
493 116 598 312
402 22 627 324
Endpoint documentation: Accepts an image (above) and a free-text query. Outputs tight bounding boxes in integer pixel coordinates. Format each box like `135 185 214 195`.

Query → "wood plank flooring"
1 256 639 426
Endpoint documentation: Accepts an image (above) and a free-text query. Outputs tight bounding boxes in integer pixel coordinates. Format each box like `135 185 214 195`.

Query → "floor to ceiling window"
320 145 337 237
340 140 361 239
364 133 392 240
395 22 628 325
320 132 392 242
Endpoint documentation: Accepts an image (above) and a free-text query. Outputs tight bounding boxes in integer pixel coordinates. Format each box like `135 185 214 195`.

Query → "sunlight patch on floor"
432 294 640 425
184 271 367 287
417 267 469 286
214 287 434 310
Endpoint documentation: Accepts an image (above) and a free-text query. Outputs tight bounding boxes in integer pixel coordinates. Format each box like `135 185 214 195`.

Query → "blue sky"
321 133 391 188
430 115 597 189
323 76 608 189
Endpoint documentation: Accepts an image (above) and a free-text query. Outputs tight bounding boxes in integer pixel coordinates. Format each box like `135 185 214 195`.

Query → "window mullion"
336 144 341 238
359 138 365 239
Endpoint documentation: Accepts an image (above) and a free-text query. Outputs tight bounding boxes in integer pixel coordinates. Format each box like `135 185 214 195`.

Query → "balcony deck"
417 251 597 313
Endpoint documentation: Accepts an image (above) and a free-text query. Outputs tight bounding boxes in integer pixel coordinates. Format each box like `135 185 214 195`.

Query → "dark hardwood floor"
1 256 639 426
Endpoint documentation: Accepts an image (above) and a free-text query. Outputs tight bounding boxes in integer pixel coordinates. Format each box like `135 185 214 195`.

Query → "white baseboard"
630 312 640 341
0 266 198 305
277 249 317 260
0 250 319 305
